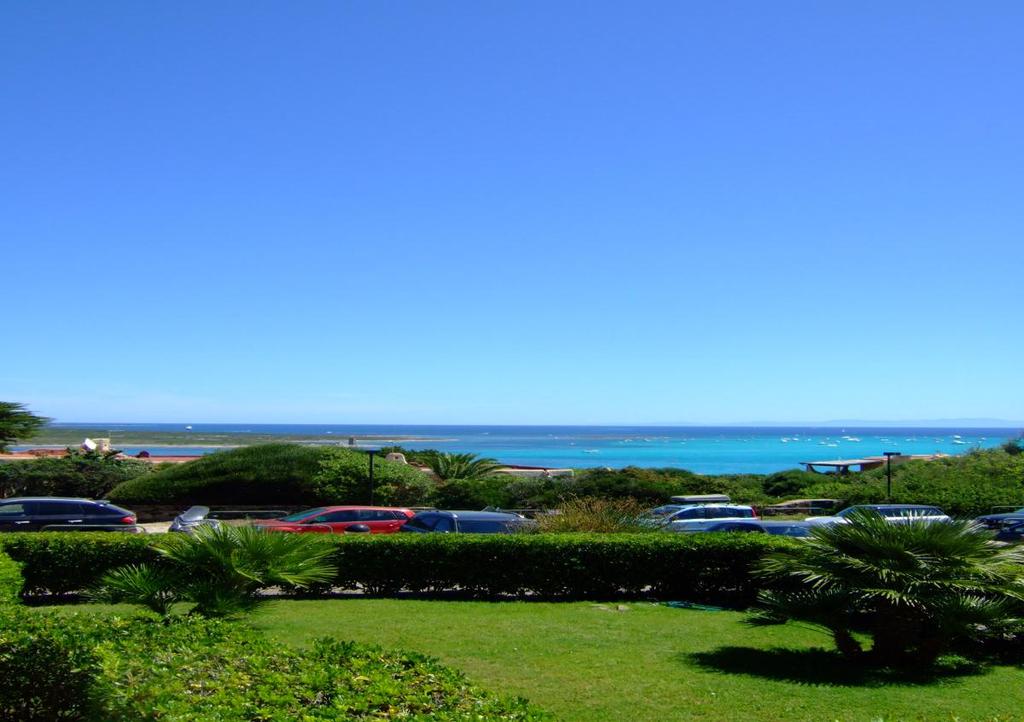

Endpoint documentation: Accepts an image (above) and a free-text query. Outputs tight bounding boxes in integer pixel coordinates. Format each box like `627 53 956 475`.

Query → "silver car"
806 504 950 526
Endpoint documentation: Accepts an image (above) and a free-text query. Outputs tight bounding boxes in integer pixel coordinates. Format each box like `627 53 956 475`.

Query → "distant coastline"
13 423 1017 476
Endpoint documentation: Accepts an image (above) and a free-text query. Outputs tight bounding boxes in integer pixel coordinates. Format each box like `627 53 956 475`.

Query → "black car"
400 510 532 534
974 508 1024 530
994 522 1024 543
0 497 138 532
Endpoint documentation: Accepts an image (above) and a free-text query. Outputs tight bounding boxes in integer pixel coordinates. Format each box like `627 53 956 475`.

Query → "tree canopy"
0 402 50 453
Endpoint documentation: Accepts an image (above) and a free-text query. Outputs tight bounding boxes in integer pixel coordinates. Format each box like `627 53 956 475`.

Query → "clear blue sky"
2 2 1022 425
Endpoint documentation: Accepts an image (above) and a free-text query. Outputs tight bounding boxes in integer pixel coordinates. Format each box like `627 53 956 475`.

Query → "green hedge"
0 553 21 604
329 533 790 605
0 611 544 721
0 533 158 595
0 532 792 605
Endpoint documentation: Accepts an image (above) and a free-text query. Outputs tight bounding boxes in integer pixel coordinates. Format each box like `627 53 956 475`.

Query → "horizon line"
44 419 1024 429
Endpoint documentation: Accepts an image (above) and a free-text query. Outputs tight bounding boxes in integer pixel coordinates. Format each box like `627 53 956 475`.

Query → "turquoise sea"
24 424 1019 475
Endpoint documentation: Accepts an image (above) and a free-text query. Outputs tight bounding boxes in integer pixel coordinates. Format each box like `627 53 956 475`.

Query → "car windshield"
278 507 327 522
458 519 520 533
647 506 683 518
767 525 811 537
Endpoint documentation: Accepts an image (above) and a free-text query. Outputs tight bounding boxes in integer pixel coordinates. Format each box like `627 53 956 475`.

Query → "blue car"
678 520 812 537
400 510 532 534
975 508 1024 530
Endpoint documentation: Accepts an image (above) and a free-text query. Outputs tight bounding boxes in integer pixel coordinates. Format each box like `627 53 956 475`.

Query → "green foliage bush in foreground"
94 524 336 617
754 511 1024 666
1 531 792 605
0 607 544 721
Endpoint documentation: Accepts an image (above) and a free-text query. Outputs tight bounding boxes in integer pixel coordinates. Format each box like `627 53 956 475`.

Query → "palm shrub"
92 525 336 617
424 452 503 481
753 510 1024 665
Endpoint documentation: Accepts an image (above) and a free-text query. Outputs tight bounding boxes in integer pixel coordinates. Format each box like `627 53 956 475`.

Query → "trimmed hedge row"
329 533 792 605
0 611 545 721
0 533 158 595
0 532 794 605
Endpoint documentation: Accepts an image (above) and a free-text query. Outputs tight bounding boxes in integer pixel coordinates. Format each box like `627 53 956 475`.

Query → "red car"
256 506 414 534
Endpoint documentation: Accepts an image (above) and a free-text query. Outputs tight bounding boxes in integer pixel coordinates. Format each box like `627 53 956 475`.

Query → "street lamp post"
883 451 901 501
367 448 378 505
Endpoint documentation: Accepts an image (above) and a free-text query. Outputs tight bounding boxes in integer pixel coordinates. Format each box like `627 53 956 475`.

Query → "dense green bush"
0 608 111 720
430 476 516 508
107 444 436 506
802 448 1024 517
92 620 544 721
0 532 158 595
511 467 769 508
0 611 544 721
1 531 791 605
0 554 21 604
761 468 824 497
755 510 1024 666
95 525 336 618
312 448 434 506
0 449 152 499
107 444 333 504
533 497 651 533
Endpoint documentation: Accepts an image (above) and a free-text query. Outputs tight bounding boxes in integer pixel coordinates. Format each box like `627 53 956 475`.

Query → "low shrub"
107 444 436 507
0 532 158 595
533 497 651 533
94 525 336 618
754 510 1024 666
0 611 544 721
761 469 823 497
107 444 333 505
1 531 791 605
91 620 544 721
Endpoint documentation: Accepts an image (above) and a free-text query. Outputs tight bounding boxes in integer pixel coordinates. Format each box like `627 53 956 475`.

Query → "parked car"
0 497 138 532
684 518 811 536
668 494 731 504
649 504 758 530
762 499 839 516
255 506 414 534
806 504 950 526
400 510 532 534
168 505 221 534
674 520 813 537
994 521 1024 543
974 507 1024 530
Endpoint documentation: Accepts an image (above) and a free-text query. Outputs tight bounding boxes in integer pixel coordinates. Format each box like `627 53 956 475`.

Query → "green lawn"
239 598 1024 722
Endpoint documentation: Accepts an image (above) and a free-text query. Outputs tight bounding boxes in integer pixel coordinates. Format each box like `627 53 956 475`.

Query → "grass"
246 599 1024 722
48 598 1024 720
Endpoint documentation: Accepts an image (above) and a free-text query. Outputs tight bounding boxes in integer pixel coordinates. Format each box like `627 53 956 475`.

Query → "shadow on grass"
685 647 986 687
